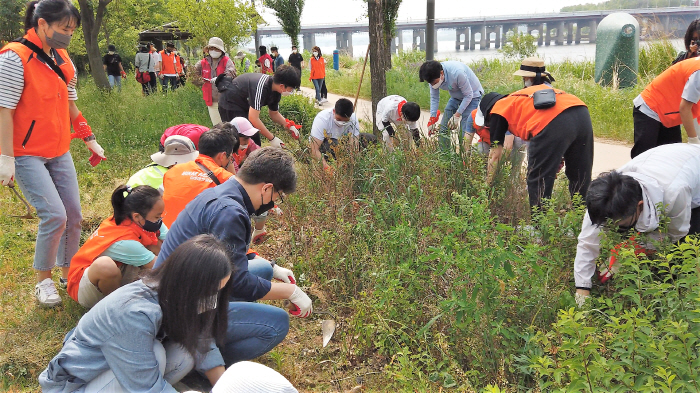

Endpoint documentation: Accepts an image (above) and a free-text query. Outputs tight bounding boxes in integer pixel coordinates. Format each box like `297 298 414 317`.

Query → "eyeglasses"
274 186 285 204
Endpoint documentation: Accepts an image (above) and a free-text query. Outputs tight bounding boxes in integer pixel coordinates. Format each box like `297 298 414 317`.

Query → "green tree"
263 0 304 48
0 0 25 45
77 0 113 89
382 0 401 69
168 0 260 48
499 29 537 60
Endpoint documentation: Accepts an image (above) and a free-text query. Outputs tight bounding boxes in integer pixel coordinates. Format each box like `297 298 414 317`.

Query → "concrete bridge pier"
567 22 574 44
479 25 487 50
555 21 565 45
589 20 597 43
413 29 426 51
455 28 469 50
484 26 500 49
336 32 353 55
501 24 516 47
544 23 552 46
302 33 316 51
575 22 582 44
528 24 544 46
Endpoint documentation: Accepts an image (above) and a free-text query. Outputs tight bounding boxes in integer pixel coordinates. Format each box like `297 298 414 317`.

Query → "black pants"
526 106 594 209
218 105 262 146
321 79 328 99
142 72 158 95
631 106 682 158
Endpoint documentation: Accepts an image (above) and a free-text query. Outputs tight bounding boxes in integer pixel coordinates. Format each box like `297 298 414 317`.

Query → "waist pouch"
533 89 556 109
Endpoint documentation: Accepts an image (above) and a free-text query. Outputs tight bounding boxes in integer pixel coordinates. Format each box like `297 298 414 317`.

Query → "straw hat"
513 57 546 78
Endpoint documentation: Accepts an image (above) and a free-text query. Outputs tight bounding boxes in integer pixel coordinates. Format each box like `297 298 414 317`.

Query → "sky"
257 0 595 27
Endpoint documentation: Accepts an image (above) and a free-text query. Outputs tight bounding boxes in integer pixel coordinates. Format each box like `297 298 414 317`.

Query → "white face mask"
281 90 292 96
210 50 222 59
524 79 533 87
108 51 115 55
239 144 248 151
312 51 318 57
431 75 444 90
292 49 298 53
334 119 348 127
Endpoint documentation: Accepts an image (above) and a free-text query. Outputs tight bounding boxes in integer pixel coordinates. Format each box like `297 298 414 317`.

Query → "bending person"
309 98 362 171
40 235 232 391
66 185 166 308
376 95 421 151
155 147 313 365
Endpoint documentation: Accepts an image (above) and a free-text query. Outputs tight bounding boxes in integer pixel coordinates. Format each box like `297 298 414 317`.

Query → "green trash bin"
594 12 639 88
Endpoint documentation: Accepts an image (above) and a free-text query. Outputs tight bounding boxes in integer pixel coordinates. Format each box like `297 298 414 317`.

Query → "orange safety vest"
0 29 75 158
161 155 233 227
160 50 178 75
490 85 586 141
470 108 491 144
66 217 158 301
640 57 700 127
175 55 183 74
310 56 326 80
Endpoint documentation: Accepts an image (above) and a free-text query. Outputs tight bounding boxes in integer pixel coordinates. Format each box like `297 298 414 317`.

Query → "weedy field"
3 45 700 392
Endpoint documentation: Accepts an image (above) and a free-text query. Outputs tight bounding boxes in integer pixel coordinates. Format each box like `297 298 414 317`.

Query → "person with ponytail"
0 0 107 307
66 185 166 309
40 235 232 391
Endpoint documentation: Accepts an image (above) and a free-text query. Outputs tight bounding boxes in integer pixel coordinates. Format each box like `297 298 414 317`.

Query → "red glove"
284 119 301 140
427 110 441 136
601 236 654 284
120 71 127 78
71 112 93 140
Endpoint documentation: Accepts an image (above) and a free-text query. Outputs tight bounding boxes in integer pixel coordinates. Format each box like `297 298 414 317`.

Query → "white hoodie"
573 143 700 289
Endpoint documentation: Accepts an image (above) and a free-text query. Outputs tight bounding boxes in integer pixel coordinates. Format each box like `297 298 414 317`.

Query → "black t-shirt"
488 113 511 146
288 53 303 70
102 53 122 76
217 73 281 112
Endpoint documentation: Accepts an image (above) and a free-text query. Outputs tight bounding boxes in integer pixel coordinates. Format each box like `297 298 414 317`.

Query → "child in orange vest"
67 185 166 308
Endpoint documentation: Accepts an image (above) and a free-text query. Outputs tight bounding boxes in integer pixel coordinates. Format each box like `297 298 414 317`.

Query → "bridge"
257 7 700 55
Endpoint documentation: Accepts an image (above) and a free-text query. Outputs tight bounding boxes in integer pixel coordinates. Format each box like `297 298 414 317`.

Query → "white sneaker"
35 278 62 307
320 98 328 103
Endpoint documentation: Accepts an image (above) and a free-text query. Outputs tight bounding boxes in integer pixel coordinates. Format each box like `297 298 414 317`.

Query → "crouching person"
66 185 166 308
155 147 313 365
39 235 232 391
376 95 421 151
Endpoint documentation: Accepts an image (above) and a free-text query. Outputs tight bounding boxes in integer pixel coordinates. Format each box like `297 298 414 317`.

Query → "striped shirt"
0 50 78 110
217 72 281 112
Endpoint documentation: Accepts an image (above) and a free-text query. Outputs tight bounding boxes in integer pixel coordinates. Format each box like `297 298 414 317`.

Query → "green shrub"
639 39 678 80
499 29 538 60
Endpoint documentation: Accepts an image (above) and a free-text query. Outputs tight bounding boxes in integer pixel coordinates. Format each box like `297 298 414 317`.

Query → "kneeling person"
376 95 421 151
67 185 166 308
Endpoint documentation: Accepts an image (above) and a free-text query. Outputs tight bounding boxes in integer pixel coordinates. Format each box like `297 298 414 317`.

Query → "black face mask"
255 187 275 216
142 218 162 233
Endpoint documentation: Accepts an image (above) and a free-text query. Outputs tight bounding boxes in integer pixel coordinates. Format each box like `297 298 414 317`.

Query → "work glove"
270 205 283 216
269 136 285 149
120 71 127 78
85 139 107 167
284 119 301 140
427 110 441 136
382 129 391 144
575 292 589 308
323 164 334 176
598 258 620 284
688 136 700 144
288 285 313 318
0 155 15 186
447 112 461 130
272 263 296 284
70 112 94 140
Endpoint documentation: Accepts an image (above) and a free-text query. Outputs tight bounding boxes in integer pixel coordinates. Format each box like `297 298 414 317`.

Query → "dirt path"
299 86 632 176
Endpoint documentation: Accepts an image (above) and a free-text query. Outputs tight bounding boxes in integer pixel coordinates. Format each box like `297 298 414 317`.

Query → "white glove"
447 113 461 130
575 292 589 308
0 155 15 186
269 136 285 149
688 136 700 144
288 285 313 318
382 129 391 144
270 205 283 215
272 263 296 284
85 139 106 158
288 126 300 139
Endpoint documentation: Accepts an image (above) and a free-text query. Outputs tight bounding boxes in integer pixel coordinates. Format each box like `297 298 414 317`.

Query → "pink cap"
230 117 260 137
160 124 210 149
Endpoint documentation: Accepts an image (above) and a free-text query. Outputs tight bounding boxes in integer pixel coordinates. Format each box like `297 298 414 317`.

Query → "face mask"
239 144 248 151
108 51 115 55
210 50 222 59
524 79 533 88
45 27 72 49
255 187 276 216
431 75 444 90
197 294 218 314
334 119 348 127
141 218 162 233
312 51 318 57
293 49 298 53
281 91 292 96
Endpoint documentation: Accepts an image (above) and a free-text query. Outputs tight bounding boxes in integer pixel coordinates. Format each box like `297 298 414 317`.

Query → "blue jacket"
38 281 224 392
429 61 483 117
155 177 271 301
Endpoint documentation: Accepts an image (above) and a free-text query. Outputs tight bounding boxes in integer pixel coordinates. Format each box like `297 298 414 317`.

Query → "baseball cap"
229 117 260 137
475 92 506 127
151 135 198 167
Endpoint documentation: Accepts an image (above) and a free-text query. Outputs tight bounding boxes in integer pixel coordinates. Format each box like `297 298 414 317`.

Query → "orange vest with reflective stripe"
160 50 178 74
490 85 586 141
161 155 233 227
640 57 700 127
470 108 491 144
67 217 158 301
0 29 75 158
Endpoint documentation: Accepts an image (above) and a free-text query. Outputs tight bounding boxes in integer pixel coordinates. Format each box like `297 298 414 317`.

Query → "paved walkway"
299 86 632 176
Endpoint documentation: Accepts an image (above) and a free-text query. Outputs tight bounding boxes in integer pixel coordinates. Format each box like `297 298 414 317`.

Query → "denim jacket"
38 280 224 392
429 61 483 117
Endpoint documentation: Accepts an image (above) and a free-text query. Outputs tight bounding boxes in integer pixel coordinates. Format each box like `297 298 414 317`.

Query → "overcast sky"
258 0 596 26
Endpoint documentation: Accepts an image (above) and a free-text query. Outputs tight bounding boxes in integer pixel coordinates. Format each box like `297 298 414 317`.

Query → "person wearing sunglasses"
573 143 700 307
154 147 312 366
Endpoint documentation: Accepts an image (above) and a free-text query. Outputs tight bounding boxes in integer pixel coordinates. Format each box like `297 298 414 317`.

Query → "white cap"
211 362 298 393
207 37 225 52
150 135 198 167
474 106 485 127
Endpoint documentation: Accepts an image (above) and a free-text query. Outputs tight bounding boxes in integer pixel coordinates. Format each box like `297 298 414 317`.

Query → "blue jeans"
161 75 178 92
312 78 324 101
108 75 122 92
221 257 288 365
439 96 481 151
14 152 82 271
